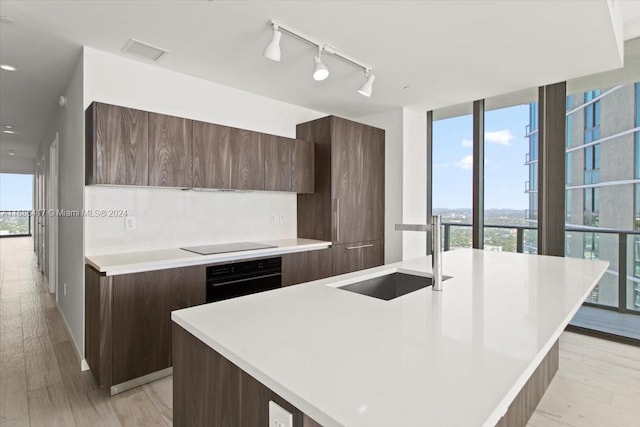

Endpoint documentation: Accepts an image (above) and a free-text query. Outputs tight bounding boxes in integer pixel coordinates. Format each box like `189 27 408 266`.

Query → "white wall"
357 108 403 264
82 47 325 255
0 156 35 174
85 187 296 255
402 109 427 260
53 52 85 360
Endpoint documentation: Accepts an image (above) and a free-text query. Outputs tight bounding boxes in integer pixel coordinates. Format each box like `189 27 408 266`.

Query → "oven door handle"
210 272 282 287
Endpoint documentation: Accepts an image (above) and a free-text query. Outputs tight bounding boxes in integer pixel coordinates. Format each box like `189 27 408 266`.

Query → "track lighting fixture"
313 47 329 81
358 70 375 97
263 22 282 62
263 19 375 98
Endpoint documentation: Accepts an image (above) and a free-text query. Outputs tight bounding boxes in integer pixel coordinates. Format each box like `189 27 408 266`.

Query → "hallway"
0 237 638 426
0 237 172 426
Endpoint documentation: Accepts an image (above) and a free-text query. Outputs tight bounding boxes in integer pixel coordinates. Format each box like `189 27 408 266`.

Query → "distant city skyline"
433 104 529 210
0 174 33 210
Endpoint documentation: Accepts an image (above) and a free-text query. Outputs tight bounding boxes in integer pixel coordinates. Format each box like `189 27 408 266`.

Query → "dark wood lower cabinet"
85 264 205 390
282 248 332 286
174 323 557 427
173 324 322 427
85 265 113 388
332 240 384 275
112 267 205 385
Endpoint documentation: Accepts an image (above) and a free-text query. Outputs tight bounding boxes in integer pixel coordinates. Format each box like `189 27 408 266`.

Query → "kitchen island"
171 249 608 427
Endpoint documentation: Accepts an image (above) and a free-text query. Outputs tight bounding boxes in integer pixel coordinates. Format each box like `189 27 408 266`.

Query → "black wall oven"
206 257 282 303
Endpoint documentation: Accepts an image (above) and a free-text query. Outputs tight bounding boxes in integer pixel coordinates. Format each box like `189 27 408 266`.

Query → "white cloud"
461 139 473 147
455 155 473 170
485 130 514 146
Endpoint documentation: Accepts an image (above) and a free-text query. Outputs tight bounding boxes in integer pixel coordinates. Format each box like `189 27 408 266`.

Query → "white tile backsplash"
84 186 297 255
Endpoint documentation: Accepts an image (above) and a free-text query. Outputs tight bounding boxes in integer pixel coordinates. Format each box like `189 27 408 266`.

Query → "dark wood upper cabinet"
86 102 149 185
193 121 232 189
297 116 384 255
264 135 293 192
86 102 313 193
292 139 315 194
193 122 265 191
229 128 264 190
148 113 193 187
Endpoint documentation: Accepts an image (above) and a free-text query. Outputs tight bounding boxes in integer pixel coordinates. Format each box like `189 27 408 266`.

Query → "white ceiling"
1 0 639 161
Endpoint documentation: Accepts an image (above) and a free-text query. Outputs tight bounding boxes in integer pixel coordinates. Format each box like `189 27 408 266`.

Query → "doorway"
48 134 58 296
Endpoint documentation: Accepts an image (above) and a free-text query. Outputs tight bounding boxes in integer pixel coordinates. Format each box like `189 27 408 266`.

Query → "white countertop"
85 238 331 275
172 249 608 427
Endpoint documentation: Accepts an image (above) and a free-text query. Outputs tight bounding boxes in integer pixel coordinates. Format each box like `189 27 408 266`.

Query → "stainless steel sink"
338 272 452 301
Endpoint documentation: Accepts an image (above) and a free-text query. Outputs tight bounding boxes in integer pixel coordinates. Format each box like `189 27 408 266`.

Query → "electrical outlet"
268 401 292 427
279 214 285 224
125 216 136 231
270 213 276 225
63 282 67 296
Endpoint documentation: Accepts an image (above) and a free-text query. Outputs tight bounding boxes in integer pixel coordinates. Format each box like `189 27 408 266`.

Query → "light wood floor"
1 237 638 427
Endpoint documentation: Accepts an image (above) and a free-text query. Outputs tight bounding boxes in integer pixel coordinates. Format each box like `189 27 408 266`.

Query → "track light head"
358 70 375 97
313 47 329 81
264 24 282 62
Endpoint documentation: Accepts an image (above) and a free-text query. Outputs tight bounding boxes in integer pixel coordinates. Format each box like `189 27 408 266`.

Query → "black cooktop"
180 242 278 255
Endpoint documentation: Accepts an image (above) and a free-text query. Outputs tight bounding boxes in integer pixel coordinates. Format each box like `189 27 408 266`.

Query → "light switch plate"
125 216 136 231
269 401 292 427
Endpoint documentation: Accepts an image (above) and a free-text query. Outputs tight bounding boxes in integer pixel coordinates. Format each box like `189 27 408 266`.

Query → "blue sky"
0 174 33 210
433 104 530 209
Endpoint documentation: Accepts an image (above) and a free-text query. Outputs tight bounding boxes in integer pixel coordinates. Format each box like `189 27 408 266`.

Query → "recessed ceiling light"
0 16 14 24
4 125 12 129
3 130 15 134
1 64 17 71
8 150 15 156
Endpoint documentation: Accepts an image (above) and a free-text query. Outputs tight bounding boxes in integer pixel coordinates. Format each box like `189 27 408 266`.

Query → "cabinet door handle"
346 244 374 250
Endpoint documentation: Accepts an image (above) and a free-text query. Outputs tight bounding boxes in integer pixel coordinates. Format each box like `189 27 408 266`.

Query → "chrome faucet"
431 215 443 291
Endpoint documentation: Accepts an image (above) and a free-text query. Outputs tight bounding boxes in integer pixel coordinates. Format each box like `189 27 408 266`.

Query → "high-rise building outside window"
529 81 640 309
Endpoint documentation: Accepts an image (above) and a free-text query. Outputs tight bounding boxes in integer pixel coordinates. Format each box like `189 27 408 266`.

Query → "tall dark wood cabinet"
297 116 385 275
148 113 193 187
85 102 149 185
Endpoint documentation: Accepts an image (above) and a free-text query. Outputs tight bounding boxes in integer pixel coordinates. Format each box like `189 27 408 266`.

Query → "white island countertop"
172 249 608 427
85 238 331 276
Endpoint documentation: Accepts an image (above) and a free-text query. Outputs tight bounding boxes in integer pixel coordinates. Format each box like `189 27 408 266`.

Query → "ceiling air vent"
122 38 169 61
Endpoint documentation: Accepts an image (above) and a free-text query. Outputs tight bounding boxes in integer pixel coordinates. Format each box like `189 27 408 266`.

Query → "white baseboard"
55 304 87 372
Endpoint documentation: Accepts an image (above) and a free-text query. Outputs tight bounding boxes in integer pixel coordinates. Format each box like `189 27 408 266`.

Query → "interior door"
36 156 46 272
331 117 364 244
48 136 58 295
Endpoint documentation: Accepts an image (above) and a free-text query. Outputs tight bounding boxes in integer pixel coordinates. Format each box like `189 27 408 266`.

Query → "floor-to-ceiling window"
432 113 473 249
631 82 640 311
484 103 536 253
0 173 33 236
565 81 640 315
